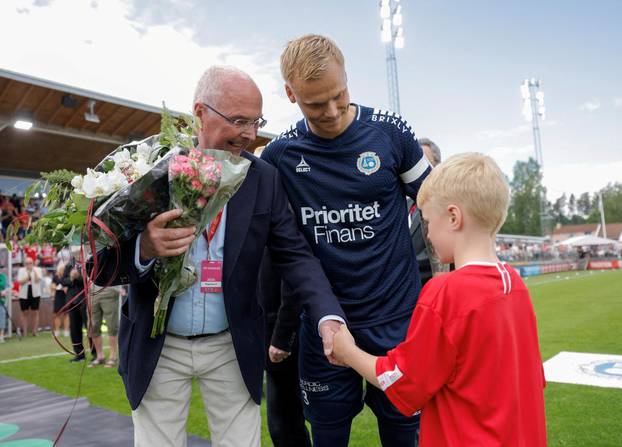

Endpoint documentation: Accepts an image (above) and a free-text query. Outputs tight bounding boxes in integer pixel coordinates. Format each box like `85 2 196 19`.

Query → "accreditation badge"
200 260 223 293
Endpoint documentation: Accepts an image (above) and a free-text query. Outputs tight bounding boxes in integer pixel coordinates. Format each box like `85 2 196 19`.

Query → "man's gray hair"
419 138 442 165
193 65 254 106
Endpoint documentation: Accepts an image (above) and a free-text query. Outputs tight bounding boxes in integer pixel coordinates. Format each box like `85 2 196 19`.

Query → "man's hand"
319 319 346 366
140 209 196 260
332 325 356 366
268 345 291 363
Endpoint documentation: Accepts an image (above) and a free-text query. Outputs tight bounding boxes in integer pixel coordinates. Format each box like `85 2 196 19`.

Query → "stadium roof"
553 223 622 241
0 68 274 178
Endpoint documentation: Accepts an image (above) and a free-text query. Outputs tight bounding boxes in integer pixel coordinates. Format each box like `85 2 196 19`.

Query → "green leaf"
101 159 115 173
24 181 39 206
67 211 87 226
70 193 90 211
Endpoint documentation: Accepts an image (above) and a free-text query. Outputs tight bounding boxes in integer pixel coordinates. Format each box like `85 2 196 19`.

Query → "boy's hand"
332 325 356 366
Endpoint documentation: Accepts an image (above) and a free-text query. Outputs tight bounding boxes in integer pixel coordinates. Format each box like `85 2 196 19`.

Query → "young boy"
332 153 547 446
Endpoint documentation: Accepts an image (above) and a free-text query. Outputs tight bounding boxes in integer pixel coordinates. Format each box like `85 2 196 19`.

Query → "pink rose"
191 179 203 191
196 197 207 208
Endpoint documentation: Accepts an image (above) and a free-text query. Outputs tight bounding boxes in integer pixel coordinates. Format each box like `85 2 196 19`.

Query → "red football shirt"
376 262 546 446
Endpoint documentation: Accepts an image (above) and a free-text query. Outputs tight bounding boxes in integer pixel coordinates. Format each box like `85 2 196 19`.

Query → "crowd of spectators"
1 192 46 243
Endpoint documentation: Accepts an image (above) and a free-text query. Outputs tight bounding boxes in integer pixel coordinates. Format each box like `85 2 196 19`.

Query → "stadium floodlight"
392 5 403 26
14 119 33 130
394 28 404 48
84 99 100 124
520 83 530 100
521 77 547 236
380 0 390 18
378 0 405 113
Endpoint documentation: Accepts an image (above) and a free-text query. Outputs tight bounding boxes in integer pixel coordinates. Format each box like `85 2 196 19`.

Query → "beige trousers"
132 332 260 447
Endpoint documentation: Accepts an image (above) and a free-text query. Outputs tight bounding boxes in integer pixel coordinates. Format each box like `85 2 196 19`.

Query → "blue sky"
1 0 620 200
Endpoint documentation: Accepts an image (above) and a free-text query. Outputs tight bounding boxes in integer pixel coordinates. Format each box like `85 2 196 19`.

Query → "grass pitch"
1 269 621 446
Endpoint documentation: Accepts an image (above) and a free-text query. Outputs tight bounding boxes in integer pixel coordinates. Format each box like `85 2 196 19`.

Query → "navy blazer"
94 152 345 409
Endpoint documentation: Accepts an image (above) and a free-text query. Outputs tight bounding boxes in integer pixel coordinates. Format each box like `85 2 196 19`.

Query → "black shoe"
69 356 85 363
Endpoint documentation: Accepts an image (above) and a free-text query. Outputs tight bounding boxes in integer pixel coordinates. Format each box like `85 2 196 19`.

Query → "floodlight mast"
379 0 404 113
521 78 547 236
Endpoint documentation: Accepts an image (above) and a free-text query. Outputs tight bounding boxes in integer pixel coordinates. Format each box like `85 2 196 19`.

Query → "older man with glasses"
93 65 345 447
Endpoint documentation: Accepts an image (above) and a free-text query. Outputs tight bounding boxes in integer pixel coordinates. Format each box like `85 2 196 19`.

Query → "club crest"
357 151 381 175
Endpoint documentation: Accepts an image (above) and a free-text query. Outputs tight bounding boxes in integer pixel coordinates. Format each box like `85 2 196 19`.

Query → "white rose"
106 169 129 192
71 175 84 193
136 142 152 162
81 171 105 198
135 157 151 177
112 149 132 166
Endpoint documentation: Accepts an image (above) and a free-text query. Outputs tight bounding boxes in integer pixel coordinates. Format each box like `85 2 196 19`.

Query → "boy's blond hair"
417 152 510 234
280 34 345 82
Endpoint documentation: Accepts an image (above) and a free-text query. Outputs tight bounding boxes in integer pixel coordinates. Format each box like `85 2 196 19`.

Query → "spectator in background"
56 247 71 267
17 256 43 336
419 138 442 167
407 138 450 286
88 284 122 368
0 270 7 343
40 267 52 302
40 244 56 267
259 250 312 447
255 144 311 447
1 195 16 239
51 263 70 337
66 260 93 362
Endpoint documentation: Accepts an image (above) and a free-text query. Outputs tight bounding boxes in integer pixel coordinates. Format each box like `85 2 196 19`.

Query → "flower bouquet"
14 107 251 336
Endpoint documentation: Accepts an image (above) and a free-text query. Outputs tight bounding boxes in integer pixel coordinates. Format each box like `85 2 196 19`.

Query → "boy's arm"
333 325 381 388
337 302 457 417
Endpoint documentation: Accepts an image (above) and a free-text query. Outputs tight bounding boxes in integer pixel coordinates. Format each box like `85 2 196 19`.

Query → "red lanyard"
203 209 224 245
409 203 417 218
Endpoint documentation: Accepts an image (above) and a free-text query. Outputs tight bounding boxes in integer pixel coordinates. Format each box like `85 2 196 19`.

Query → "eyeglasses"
201 103 267 130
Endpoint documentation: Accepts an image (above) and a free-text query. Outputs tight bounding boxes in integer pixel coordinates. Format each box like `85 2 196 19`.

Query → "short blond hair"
417 153 510 234
280 34 345 82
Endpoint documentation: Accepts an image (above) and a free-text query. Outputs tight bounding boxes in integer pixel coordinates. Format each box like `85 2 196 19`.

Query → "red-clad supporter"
23 244 38 264
40 244 57 267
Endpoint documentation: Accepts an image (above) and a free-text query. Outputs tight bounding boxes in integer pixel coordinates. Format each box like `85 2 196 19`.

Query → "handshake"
269 320 356 368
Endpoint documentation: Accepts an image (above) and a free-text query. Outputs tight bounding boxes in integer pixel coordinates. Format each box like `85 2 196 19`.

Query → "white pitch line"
0 344 111 364
526 270 616 288
0 352 68 364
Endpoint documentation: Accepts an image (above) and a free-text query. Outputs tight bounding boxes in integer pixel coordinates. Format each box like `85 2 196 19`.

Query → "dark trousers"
266 346 311 447
69 303 94 358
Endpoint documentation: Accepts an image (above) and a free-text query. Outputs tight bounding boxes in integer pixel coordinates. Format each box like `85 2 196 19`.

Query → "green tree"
502 158 546 236
568 193 576 217
577 192 592 216
587 183 622 224
551 193 568 224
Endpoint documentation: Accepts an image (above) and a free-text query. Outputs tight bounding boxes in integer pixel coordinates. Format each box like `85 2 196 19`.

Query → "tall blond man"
261 35 431 446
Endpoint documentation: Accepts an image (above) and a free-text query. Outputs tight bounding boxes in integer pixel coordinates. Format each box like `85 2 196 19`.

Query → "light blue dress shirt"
135 205 228 336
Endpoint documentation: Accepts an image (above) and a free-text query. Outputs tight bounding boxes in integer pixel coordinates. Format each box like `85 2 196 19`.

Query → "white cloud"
475 120 559 142
476 125 530 141
482 145 534 177
580 99 601 112
544 159 622 199
476 145 622 199
614 97 622 109
0 0 296 134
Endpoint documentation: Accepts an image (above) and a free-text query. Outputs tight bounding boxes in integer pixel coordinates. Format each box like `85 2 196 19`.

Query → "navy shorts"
298 314 420 429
